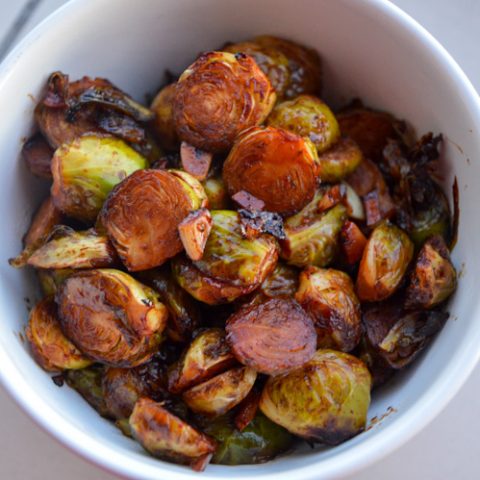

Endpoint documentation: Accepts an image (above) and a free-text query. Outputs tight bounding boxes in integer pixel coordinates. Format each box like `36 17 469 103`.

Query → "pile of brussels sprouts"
11 34 457 471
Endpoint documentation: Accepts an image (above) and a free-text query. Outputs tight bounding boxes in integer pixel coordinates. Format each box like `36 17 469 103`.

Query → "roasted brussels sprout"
173 51 276 153
339 219 367 265
37 268 74 296
259 349 371 444
226 298 316 375
129 398 217 471
255 35 322 99
201 412 293 465
183 366 256 416
26 297 92 372
295 267 361 352
56 269 168 366
281 203 347 268
356 221 414 302
100 169 206 271
22 134 54 179
316 137 363 182
27 228 117 269
168 328 235 394
405 235 456 309
51 135 147 222
267 95 340 153
223 126 318 216
178 208 213 261
202 177 230 210
234 388 261 431
150 83 178 151
259 262 299 299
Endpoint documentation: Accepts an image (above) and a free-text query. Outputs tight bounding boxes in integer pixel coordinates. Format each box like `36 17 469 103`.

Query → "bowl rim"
1 0 480 479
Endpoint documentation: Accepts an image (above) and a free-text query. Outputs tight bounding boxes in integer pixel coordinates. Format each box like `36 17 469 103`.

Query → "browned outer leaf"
22 134 54 178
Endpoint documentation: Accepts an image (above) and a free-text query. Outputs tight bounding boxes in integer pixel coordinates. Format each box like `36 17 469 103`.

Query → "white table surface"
0 0 479 478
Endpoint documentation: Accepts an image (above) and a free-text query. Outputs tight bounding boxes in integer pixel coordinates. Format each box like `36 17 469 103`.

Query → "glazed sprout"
51 135 147 222
339 220 368 265
27 228 117 269
295 267 361 352
180 142 213 181
259 262 299 299
259 349 371 444
182 366 257 416
26 297 92 372
173 51 276 153
356 221 414 302
405 235 457 309
267 95 340 154
129 398 217 471
202 177 230 210
223 126 318 216
234 388 261 431
255 35 322 99
226 298 316 375
37 268 74 296
56 269 168 366
316 137 363 182
150 83 178 151
201 412 293 465
100 169 206 271
178 208 213 261
22 134 54 179
281 203 347 268
168 328 235 394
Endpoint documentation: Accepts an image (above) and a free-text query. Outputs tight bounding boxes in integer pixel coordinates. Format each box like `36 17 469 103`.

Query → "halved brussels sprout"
281 203 347 268
201 412 293 465
226 298 316 375
173 51 276 153
183 366 257 416
150 83 178 151
259 349 371 444
295 267 361 352
405 235 456 309
37 268 74 296
168 169 209 211
22 134 54 179
178 208 213 261
129 398 217 471
180 142 213 181
51 135 147 222
316 137 363 182
56 269 168 366
254 35 322 99
27 229 117 269
259 262 299 299
202 177 230 210
26 297 92 372
223 126 318 216
356 221 414 302
168 328 235 394
267 95 340 154
100 169 206 271
339 219 367 265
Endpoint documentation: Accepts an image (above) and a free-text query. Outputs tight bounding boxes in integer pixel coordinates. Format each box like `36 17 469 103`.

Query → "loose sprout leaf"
22 134 54 179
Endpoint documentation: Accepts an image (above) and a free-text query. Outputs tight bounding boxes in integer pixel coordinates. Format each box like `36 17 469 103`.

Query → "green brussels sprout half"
51 135 147 222
267 95 340 153
259 349 371 444
259 262 299 299
202 177 230 210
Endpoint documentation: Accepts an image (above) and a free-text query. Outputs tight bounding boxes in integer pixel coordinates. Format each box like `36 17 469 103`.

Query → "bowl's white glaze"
0 0 479 479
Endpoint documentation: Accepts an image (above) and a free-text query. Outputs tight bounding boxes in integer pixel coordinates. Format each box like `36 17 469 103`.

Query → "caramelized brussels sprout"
173 51 276 153
65 365 113 418
201 412 293 465
202 177 230 210
316 137 363 182
22 134 54 179
150 83 178 151
100 169 206 271
296 267 361 352
226 298 316 375
56 269 168 366
223 126 318 215
339 219 368 265
26 297 92 372
129 398 217 471
405 235 456 309
37 268 74 296
180 142 213 181
27 229 117 269
255 35 322 99
267 95 340 153
281 203 347 268
259 349 371 444
51 135 147 222
356 221 414 302
259 262 299 299
183 366 256 416
168 328 235 394
363 301 449 369
178 208 213 261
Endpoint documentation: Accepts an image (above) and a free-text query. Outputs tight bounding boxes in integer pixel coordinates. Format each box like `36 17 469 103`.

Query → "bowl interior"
0 0 479 479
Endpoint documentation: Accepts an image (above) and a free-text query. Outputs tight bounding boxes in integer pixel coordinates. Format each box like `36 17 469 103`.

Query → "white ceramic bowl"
0 0 479 479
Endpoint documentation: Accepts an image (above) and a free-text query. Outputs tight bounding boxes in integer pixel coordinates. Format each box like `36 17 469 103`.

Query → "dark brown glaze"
178 208 213 262
226 298 316 375
173 52 276 153
150 83 178 151
339 220 367 265
22 134 54 179
56 270 167 366
223 126 317 216
234 388 261 431
180 142 213 181
101 170 193 271
296 267 361 352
